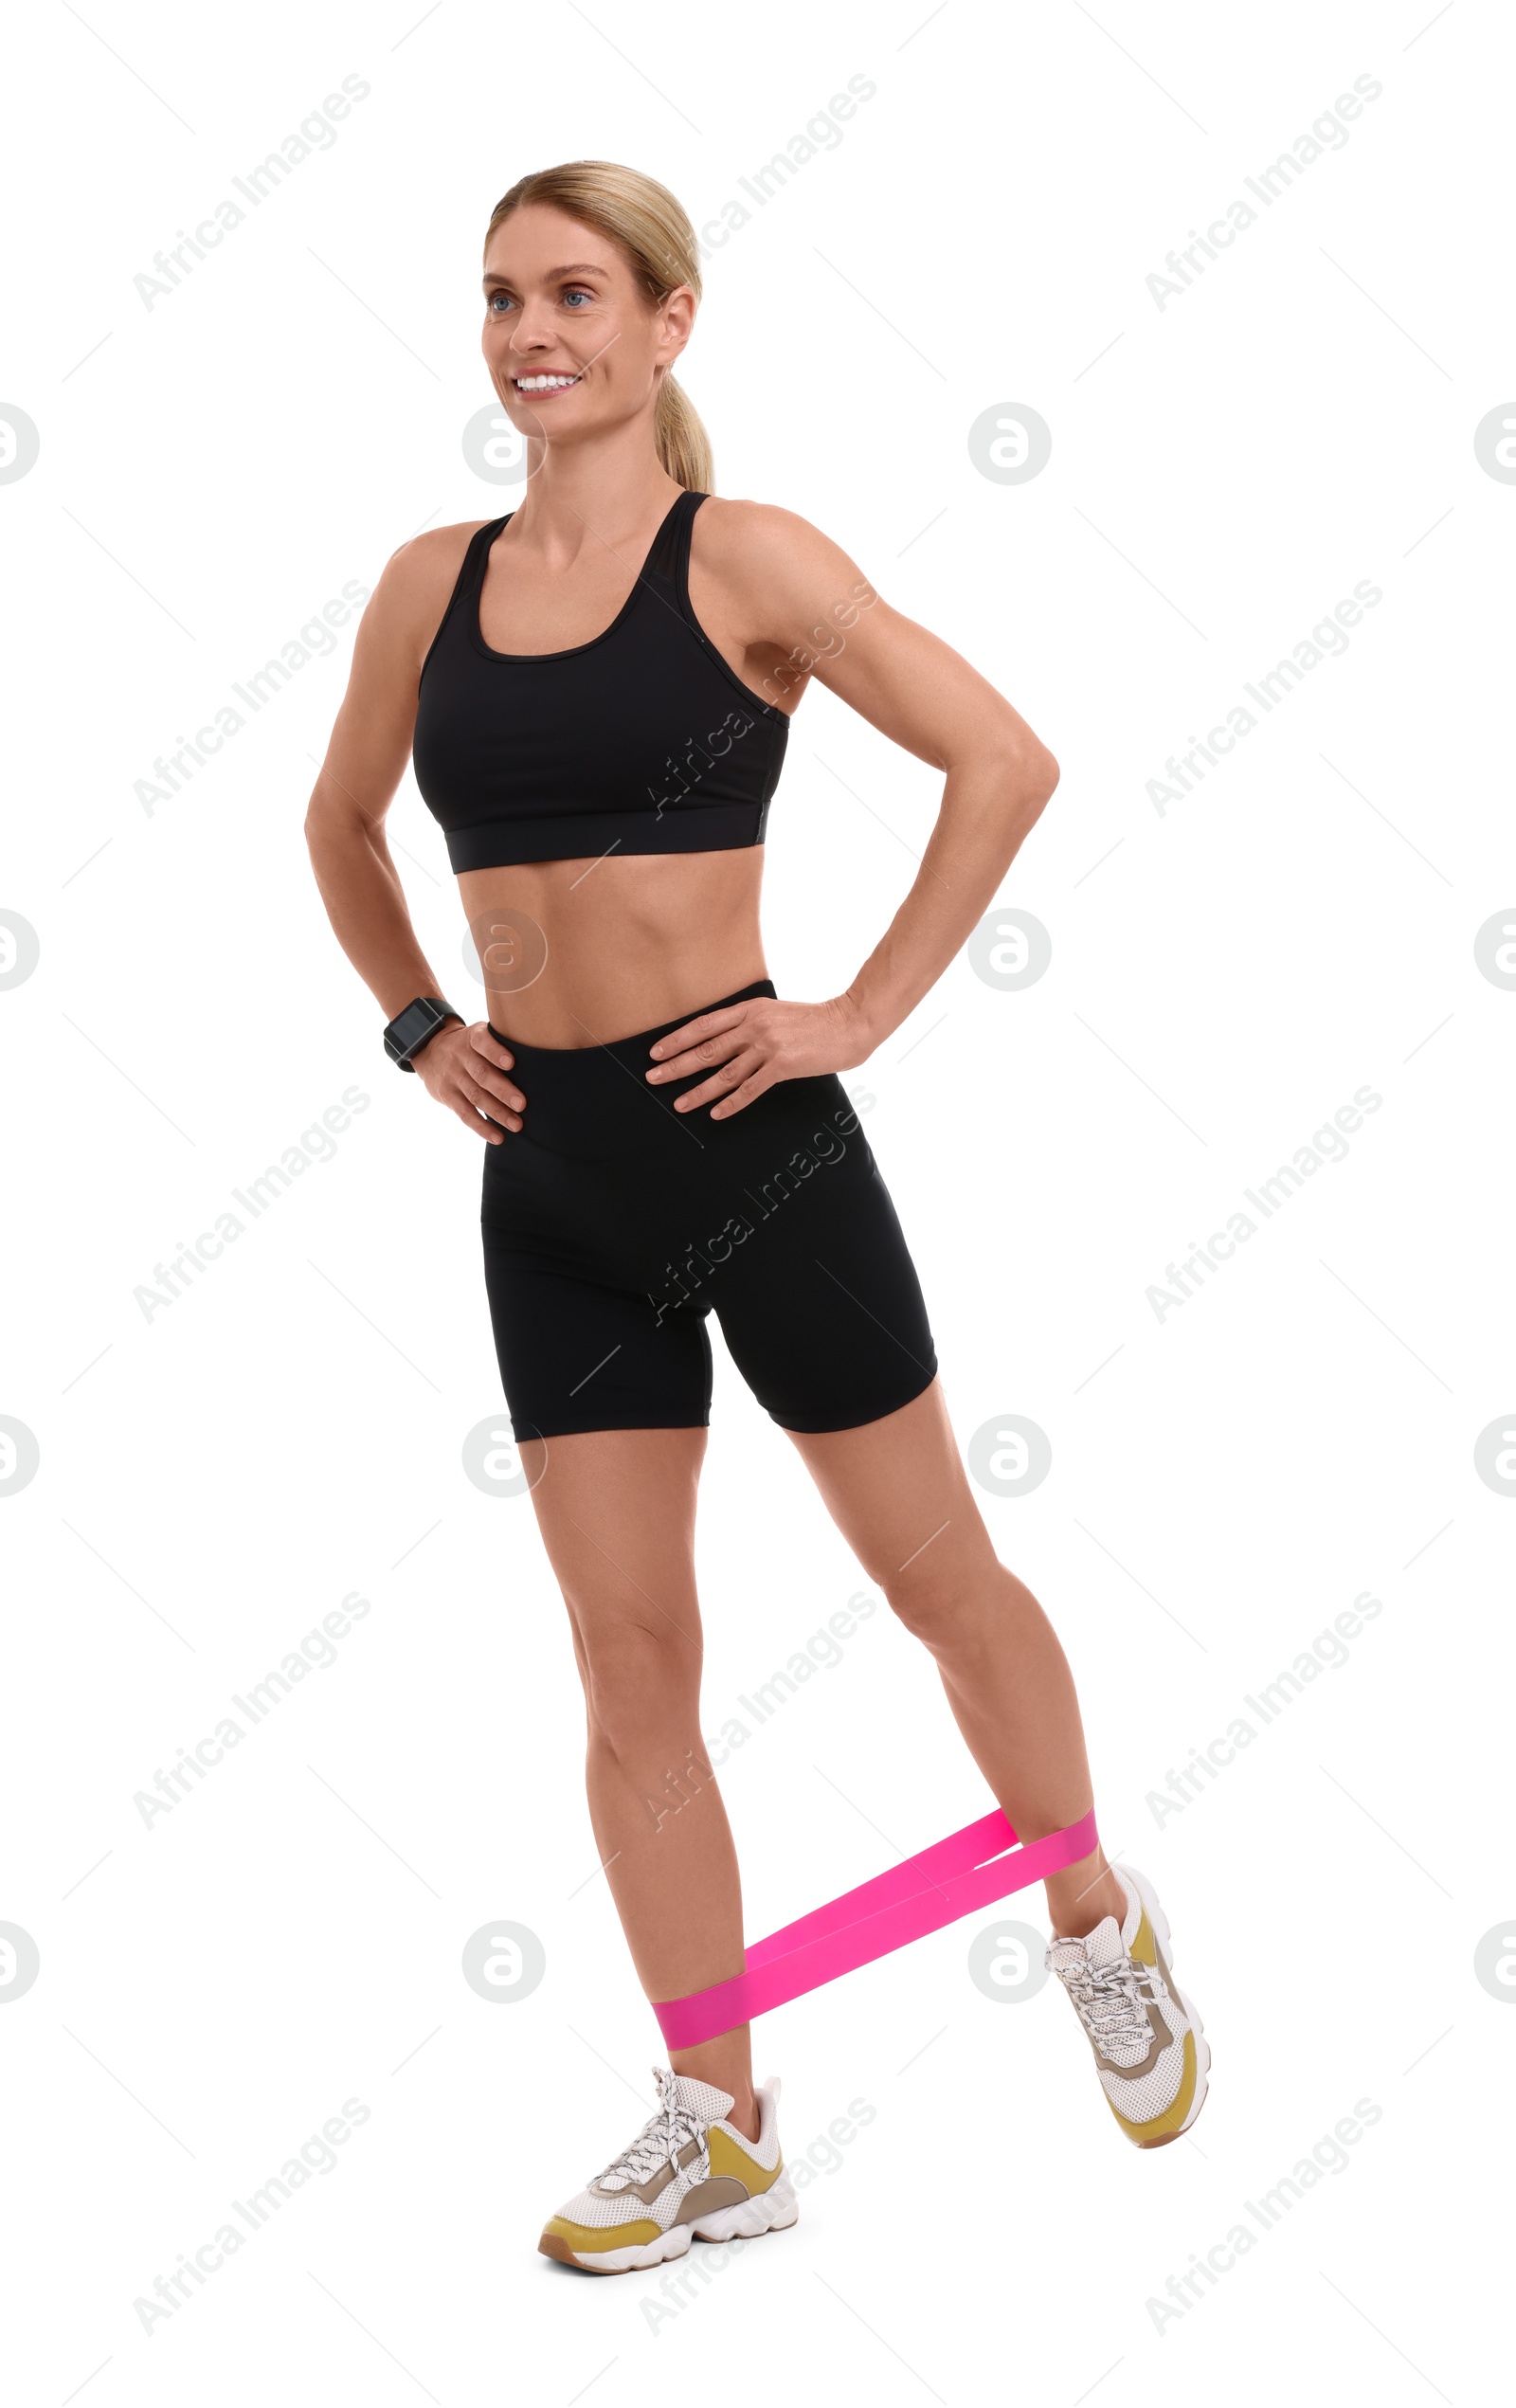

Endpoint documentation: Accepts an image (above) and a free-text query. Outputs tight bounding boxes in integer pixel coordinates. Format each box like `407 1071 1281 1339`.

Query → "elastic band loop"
653 1804 1098 2049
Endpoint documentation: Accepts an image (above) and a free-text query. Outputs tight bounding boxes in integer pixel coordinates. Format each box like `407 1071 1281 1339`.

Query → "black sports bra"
412 488 788 871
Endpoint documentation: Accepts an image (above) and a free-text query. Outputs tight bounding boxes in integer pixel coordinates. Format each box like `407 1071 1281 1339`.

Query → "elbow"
1030 746 1060 811
303 775 328 851
1007 739 1059 830
978 713 1059 815
304 788 355 863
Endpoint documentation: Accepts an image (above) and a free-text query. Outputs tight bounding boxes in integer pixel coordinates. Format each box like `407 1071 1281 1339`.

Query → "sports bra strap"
642 486 707 601
466 513 512 591
419 516 508 686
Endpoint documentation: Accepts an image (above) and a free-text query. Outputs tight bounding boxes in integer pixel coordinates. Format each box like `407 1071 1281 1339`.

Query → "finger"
464 1030 526 1112
646 1004 752 1066
478 1065 527 1112
711 1063 778 1120
450 1094 508 1142
457 1077 521 1136
647 1030 749 1084
469 1023 517 1074
674 1046 766 1113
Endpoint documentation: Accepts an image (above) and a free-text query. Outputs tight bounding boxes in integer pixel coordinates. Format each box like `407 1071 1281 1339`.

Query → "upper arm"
704 498 1056 783
305 521 486 836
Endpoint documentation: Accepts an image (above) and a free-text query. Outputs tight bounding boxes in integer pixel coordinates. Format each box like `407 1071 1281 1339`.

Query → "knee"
881 1553 1002 1650
575 1614 698 1763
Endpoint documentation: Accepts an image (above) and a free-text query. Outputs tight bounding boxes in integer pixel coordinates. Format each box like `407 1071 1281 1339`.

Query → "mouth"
511 372 583 397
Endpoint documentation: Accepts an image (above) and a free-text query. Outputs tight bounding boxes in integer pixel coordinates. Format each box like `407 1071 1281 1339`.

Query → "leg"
519 1425 762 2138
785 1379 1126 1936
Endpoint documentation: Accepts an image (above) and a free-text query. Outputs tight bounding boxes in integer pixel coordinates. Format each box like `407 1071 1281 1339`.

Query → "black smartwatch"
384 995 460 1071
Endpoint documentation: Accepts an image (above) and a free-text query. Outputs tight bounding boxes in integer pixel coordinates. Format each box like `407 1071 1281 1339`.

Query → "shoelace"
593 2066 711 2191
1046 1947 1156 2059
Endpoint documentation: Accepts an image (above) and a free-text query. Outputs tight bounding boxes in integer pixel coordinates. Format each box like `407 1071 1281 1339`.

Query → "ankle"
727 2090 762 2144
1047 1860 1128 1941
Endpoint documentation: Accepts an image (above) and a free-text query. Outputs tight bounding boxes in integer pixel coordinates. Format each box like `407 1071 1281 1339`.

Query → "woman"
305 160 1208 2274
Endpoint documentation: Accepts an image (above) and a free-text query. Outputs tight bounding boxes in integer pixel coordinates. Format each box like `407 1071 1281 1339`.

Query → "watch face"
388 999 446 1061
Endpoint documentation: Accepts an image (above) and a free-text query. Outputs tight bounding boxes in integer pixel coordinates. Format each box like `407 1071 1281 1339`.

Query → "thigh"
520 1425 710 1675
782 1377 999 1603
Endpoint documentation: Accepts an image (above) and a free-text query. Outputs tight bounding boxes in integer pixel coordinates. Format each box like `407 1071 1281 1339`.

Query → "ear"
654 282 696 368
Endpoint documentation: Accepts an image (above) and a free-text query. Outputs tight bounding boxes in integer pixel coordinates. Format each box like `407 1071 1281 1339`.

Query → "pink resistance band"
653 1803 1099 2049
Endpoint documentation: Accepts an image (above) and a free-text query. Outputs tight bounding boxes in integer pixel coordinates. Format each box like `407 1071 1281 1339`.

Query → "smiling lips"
512 372 582 396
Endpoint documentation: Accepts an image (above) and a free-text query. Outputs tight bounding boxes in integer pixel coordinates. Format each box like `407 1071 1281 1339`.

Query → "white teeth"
514 373 581 390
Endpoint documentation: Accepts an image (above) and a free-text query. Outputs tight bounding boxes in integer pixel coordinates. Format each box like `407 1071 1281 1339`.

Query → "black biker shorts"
479 981 938 1440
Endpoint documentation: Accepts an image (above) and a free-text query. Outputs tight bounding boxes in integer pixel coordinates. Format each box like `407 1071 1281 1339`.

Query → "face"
481 203 695 453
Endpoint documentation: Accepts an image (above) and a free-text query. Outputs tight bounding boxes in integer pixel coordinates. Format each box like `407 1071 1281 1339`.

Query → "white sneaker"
1047 1864 1210 2147
538 2065 799 2272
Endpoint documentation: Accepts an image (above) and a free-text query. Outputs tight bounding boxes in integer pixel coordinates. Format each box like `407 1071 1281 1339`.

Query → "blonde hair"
485 160 713 492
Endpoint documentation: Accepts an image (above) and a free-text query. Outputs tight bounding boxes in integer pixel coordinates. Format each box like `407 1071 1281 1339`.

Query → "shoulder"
690 496 879 648
692 496 858 585
349 517 498 676
377 516 496 618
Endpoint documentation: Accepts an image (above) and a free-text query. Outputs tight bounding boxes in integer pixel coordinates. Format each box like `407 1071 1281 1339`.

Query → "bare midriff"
458 846 767 1049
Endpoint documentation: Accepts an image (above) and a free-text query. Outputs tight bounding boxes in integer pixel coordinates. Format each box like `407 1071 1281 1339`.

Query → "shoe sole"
1116 1865 1212 2148
539 2171 800 2274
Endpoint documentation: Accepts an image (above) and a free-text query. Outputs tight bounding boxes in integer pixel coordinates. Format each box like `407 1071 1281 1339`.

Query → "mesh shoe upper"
551 2067 782 2236
1046 1869 1195 2129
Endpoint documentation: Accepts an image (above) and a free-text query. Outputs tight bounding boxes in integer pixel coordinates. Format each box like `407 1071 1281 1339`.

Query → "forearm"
841 742 1057 1051
305 807 448 1023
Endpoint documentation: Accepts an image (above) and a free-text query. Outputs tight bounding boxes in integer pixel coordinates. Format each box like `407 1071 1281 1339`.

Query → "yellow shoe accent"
1115 1899 1199 2143
1110 2029 1199 2148
707 2125 783 2196
540 2212 661 2256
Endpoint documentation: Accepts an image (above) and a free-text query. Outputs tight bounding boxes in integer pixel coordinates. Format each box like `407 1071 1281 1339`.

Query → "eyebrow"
481 263 604 288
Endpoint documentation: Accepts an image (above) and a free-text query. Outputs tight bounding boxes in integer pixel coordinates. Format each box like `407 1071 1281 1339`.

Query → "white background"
3 2 1512 2400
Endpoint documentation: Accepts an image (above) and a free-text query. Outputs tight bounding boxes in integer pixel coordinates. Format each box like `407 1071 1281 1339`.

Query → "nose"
506 300 557 357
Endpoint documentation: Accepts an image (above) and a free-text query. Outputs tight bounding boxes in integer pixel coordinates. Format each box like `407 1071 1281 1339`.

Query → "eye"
563 286 594 308
486 291 515 315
